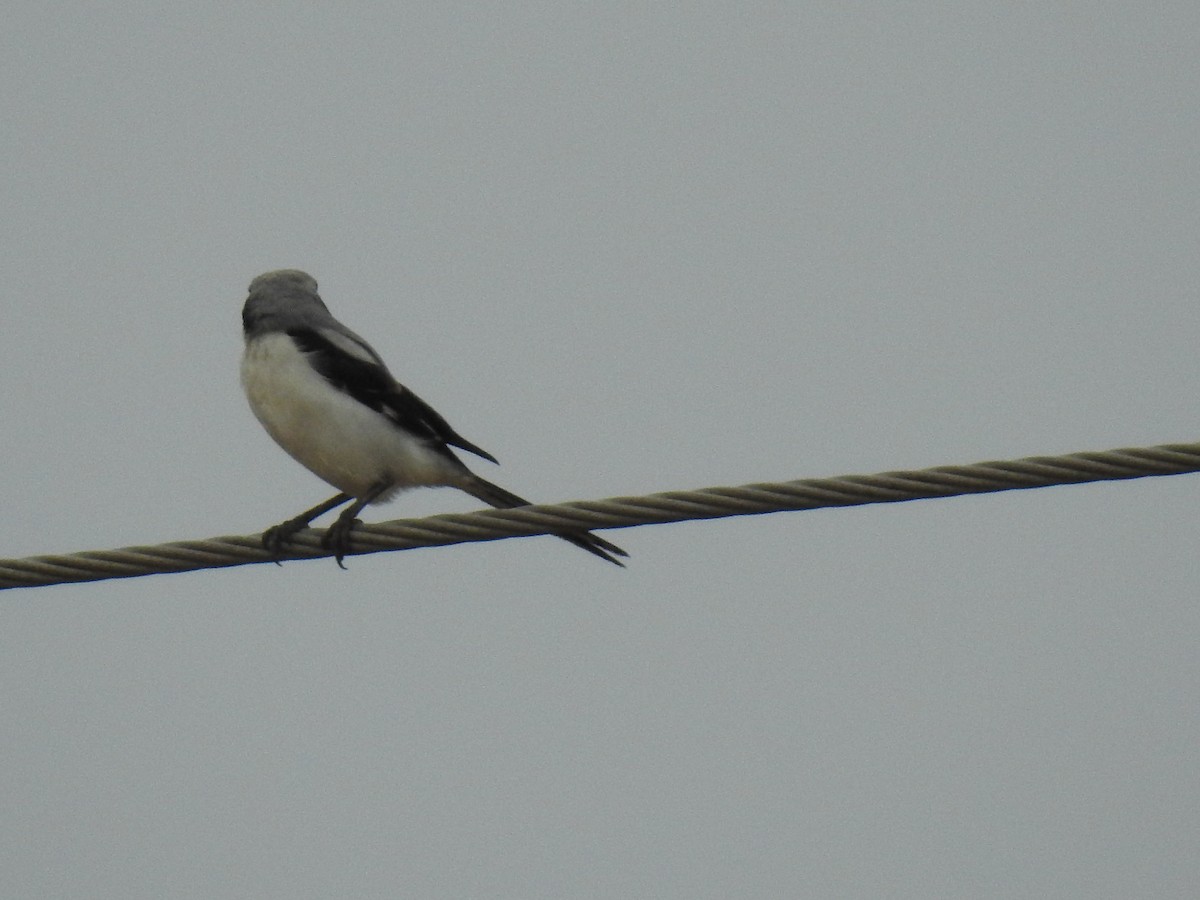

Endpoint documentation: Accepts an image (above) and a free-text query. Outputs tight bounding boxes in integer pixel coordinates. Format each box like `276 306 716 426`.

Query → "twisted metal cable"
3 440 1198 590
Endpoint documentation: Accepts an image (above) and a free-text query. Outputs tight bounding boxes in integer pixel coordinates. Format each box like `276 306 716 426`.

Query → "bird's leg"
321 482 390 569
263 493 352 557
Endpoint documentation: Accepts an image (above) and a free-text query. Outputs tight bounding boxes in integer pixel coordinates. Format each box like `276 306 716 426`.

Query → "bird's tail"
462 475 628 567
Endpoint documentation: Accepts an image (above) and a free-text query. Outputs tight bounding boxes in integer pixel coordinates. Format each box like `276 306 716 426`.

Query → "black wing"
288 326 499 464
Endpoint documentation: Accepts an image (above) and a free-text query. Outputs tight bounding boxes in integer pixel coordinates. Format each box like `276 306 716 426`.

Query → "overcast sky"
2 5 1199 898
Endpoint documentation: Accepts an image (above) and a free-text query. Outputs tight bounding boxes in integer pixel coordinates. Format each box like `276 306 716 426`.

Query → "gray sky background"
2 5 1198 898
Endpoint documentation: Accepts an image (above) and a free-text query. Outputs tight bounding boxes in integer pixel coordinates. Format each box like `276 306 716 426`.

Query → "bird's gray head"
243 269 331 337
249 269 318 296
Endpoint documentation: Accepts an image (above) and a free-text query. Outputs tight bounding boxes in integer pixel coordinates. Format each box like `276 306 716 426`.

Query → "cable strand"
2 440 1198 590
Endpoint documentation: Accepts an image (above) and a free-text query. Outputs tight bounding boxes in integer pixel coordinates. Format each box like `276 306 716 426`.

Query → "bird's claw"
321 514 361 570
261 518 310 565
259 511 359 570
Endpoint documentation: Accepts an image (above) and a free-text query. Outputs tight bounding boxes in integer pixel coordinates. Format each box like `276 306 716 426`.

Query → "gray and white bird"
240 269 627 567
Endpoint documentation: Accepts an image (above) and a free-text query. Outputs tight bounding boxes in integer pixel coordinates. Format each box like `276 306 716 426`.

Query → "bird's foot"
321 510 362 570
261 516 314 562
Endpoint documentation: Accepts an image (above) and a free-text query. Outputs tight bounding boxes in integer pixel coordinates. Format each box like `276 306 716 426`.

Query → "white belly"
241 334 462 499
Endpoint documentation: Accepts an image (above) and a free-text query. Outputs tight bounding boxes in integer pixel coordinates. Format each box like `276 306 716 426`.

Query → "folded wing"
288 326 499 464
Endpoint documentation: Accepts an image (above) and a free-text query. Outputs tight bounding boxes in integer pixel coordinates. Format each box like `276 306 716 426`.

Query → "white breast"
241 333 462 499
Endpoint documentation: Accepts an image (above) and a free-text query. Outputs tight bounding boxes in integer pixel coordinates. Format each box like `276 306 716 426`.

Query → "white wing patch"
316 326 384 368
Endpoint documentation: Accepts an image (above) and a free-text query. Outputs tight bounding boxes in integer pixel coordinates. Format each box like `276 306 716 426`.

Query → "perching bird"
240 269 627 568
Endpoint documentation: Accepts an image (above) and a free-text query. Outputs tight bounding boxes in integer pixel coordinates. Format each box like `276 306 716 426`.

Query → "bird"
240 269 628 568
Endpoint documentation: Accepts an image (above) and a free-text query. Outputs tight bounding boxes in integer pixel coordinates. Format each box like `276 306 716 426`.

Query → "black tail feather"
463 476 628 567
